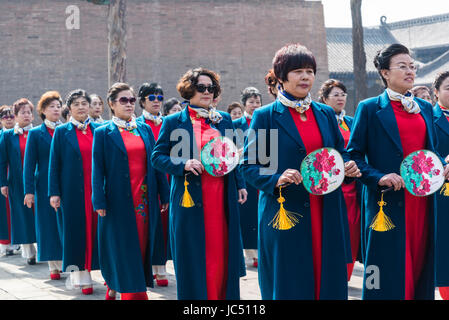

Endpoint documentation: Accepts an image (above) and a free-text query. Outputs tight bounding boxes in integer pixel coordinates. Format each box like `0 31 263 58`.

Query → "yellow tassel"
269 186 302 230
369 192 395 232
180 175 195 208
440 182 449 196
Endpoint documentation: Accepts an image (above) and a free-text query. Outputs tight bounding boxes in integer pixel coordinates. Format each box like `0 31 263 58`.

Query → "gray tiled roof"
415 50 449 85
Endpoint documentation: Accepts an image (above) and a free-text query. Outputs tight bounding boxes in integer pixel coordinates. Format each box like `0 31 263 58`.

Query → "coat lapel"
434 105 449 138
11 132 21 160
311 102 331 147
40 124 52 145
107 122 127 155
375 91 403 154
65 123 81 156
136 122 153 162
178 107 197 159
273 100 306 152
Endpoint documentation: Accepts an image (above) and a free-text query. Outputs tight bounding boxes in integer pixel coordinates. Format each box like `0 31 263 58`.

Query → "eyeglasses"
1 115 14 120
329 93 347 98
390 64 418 72
147 94 164 102
116 97 136 105
195 84 217 94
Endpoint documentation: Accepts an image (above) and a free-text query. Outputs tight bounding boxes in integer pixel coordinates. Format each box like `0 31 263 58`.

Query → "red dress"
289 107 323 300
75 126 97 272
189 107 228 300
339 119 361 281
391 100 429 300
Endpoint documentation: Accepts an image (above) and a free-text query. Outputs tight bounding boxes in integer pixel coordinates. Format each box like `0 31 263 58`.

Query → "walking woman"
151 67 247 300
0 99 37 264
0 106 19 256
233 87 262 268
137 82 169 286
92 82 170 300
347 44 449 299
241 43 360 300
318 79 362 280
48 89 100 295
431 71 449 300
23 91 64 280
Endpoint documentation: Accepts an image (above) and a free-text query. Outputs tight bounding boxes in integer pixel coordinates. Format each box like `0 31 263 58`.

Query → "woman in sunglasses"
92 82 169 300
23 91 64 280
152 67 247 300
318 79 362 281
48 89 101 295
0 106 20 256
347 43 449 299
241 43 361 300
137 82 170 286
0 99 38 265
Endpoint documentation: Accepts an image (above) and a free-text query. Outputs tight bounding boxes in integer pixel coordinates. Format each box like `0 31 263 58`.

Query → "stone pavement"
0 251 442 300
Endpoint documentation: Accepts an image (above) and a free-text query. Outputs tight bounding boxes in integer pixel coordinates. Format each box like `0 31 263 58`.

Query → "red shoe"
50 272 61 280
252 258 258 268
82 287 93 295
105 287 116 300
156 278 168 287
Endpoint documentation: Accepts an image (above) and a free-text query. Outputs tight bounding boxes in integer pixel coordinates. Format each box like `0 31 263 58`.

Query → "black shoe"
5 249 14 256
27 257 36 265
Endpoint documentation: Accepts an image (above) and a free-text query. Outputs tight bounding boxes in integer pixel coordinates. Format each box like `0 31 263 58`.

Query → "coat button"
398 201 403 207
196 182 200 186
304 202 310 208
197 203 202 208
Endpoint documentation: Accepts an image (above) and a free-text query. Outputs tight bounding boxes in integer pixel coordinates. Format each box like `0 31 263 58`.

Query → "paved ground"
0 250 442 300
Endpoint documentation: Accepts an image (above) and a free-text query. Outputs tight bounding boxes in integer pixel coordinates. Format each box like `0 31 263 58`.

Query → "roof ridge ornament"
380 16 387 26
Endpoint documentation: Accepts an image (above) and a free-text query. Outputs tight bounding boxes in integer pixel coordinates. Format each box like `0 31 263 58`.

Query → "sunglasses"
1 115 14 120
116 97 136 105
147 94 164 102
195 84 217 94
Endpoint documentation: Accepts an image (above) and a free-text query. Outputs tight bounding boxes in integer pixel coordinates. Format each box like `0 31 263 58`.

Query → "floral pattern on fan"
400 150 444 196
300 147 345 195
201 136 240 177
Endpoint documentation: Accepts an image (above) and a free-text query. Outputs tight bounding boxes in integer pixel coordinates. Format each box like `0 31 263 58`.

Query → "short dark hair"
227 102 244 114
65 89 91 109
0 105 13 118
106 82 135 115
37 91 63 120
318 79 347 103
241 87 262 107
163 98 181 116
374 43 410 87
137 82 164 108
13 98 34 116
176 67 221 100
433 71 449 92
272 43 317 83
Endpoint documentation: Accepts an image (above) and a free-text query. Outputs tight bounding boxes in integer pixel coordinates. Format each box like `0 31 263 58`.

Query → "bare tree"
350 0 367 106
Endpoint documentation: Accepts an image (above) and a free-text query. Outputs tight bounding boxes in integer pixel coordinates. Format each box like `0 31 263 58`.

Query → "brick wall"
0 0 329 120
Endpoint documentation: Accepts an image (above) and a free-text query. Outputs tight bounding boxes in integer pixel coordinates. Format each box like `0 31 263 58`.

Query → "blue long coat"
48 122 100 272
233 116 258 249
432 105 449 287
136 115 171 264
0 130 10 241
23 124 63 261
151 107 246 300
347 91 440 299
241 100 352 300
92 121 170 293
0 129 36 245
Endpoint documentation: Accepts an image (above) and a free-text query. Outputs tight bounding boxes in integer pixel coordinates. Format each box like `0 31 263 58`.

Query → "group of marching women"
2 42 449 301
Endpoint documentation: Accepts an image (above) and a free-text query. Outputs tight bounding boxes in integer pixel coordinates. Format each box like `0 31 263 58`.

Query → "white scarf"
13 123 33 135
89 116 105 124
335 109 346 125
112 115 138 131
44 119 62 130
189 105 223 124
142 109 163 126
277 91 312 114
244 111 253 120
70 116 91 131
386 88 421 114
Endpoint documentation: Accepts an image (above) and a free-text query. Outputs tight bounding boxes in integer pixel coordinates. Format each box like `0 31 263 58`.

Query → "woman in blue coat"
23 91 64 280
233 86 262 269
431 71 449 299
92 83 169 300
347 44 449 300
0 99 37 265
241 43 360 300
151 67 247 300
48 89 100 295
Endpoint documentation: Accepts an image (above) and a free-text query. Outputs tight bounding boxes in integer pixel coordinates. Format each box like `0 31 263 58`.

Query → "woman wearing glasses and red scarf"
137 82 170 286
318 79 362 281
0 99 37 265
48 89 100 295
0 106 20 256
92 83 169 300
347 44 449 299
151 67 247 300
